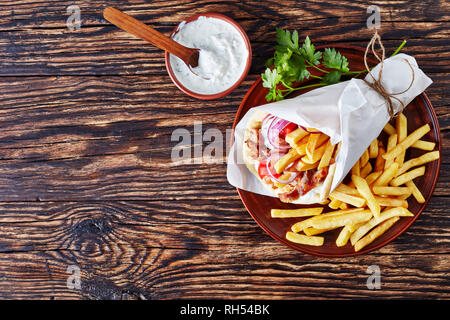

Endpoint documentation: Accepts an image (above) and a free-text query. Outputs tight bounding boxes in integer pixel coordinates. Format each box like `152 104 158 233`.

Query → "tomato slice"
258 162 269 179
258 161 281 179
279 123 298 139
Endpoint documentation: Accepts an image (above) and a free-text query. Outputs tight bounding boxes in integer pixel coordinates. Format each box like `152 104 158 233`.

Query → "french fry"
286 232 324 246
395 113 408 168
375 146 386 172
339 202 349 210
336 225 353 247
383 124 431 161
293 143 307 156
304 226 337 236
302 143 328 164
271 207 324 218
372 186 411 196
306 133 320 160
316 134 331 148
396 113 408 141
374 162 399 186
295 160 319 172
310 210 372 229
383 123 396 135
291 208 365 232
350 207 413 245
275 148 302 174
329 191 366 207
390 166 425 187
296 134 310 146
351 159 360 176
354 217 400 252
373 196 408 208
328 198 342 210
365 171 382 186
352 175 380 218
360 162 372 178
291 221 311 233
274 173 300 188
360 149 370 168
321 208 367 216
411 140 436 151
335 184 359 196
398 192 413 200
369 139 378 158
318 141 335 169
385 133 398 169
336 222 364 247
285 127 309 146
398 151 440 175
405 181 425 203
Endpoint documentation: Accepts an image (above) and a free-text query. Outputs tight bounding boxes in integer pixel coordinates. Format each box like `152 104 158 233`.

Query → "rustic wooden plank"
0 198 447 255
0 124 446 200
1 0 449 31
0 25 448 76
0 74 448 119
0 249 448 299
0 149 447 201
0 200 252 224
0 99 446 201
0 74 447 140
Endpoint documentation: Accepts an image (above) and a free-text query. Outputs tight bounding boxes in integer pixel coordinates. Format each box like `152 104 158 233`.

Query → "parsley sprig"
261 28 406 102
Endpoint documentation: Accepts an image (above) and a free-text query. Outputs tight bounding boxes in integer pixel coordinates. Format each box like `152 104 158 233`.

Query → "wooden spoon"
103 7 200 68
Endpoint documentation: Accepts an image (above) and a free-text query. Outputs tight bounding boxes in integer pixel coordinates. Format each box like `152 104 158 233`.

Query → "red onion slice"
266 152 298 184
267 117 291 150
270 171 298 184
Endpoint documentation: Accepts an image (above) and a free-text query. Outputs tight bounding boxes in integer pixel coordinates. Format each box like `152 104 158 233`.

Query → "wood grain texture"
0 0 448 299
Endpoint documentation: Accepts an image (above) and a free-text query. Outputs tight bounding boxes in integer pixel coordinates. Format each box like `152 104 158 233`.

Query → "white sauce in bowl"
169 16 249 95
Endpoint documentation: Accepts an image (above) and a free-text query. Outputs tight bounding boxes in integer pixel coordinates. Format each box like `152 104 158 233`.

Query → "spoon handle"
103 7 196 65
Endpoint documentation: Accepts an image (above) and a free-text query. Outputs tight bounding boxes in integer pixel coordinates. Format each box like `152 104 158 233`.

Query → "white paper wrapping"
227 53 432 201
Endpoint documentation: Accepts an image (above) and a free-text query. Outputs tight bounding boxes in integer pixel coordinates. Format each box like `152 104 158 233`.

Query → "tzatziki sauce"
169 16 249 95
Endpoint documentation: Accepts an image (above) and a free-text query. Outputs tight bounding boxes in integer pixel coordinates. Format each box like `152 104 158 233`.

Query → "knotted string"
363 30 415 118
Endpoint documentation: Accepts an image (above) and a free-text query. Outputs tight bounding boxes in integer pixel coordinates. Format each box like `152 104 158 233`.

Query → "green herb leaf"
323 48 349 72
300 36 322 65
275 28 299 53
289 54 310 82
265 57 274 68
261 68 281 89
321 70 342 85
261 68 284 102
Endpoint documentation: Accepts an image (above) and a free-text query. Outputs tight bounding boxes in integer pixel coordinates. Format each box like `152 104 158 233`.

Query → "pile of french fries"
271 112 440 252
275 127 335 175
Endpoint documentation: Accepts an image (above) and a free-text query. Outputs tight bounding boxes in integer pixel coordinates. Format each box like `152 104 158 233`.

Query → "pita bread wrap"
242 110 336 204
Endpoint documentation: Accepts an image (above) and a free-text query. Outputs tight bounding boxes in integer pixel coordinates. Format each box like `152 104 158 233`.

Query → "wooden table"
0 0 448 299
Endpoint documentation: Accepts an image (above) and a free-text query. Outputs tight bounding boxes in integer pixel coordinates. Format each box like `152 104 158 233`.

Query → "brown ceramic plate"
233 44 441 257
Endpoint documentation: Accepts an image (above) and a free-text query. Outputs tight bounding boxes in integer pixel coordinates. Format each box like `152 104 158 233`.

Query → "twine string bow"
363 30 415 118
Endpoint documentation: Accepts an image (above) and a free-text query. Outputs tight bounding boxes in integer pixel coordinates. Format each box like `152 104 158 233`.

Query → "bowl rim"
231 44 442 257
164 12 252 100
